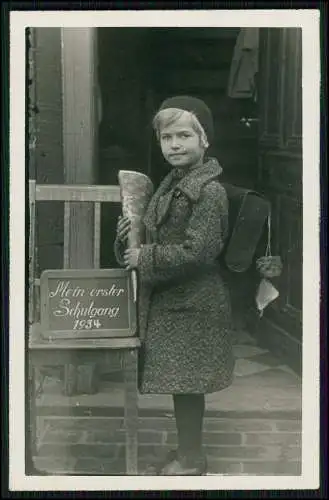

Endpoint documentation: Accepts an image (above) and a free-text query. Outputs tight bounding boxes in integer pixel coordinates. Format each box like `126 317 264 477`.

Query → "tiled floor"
37 327 302 414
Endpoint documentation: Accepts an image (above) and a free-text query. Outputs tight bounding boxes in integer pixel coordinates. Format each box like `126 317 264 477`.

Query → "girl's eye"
160 132 191 141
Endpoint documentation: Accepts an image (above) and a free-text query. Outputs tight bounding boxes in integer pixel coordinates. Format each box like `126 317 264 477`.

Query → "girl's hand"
117 215 131 243
124 248 141 270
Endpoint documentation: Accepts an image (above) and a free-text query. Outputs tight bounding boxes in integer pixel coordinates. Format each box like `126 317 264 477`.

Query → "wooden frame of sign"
40 269 137 340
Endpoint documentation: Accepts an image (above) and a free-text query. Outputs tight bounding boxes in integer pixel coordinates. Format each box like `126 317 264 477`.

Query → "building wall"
250 28 303 373
28 28 64 274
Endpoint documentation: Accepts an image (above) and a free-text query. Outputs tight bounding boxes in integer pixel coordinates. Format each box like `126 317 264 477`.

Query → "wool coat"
114 157 235 394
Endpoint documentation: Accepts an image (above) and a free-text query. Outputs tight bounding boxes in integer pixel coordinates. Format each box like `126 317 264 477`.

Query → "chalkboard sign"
40 269 137 340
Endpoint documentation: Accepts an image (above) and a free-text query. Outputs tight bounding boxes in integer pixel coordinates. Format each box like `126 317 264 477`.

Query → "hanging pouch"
256 212 283 278
255 211 282 317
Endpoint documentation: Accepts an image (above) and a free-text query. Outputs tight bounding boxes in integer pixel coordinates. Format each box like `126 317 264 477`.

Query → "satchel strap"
265 211 272 258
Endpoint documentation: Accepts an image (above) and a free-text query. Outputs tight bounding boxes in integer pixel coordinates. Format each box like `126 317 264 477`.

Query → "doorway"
97 27 260 271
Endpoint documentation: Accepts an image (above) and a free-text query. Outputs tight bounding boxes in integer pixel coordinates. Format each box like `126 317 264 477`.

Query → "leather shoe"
143 449 178 475
160 452 207 476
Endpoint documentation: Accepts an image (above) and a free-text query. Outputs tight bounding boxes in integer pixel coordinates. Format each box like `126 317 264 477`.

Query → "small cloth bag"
255 211 282 317
256 211 283 279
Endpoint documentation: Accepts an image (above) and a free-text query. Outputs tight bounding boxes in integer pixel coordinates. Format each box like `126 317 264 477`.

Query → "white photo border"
9 8 321 492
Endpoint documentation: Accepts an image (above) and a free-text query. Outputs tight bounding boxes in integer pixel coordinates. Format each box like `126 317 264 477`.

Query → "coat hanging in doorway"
227 28 260 101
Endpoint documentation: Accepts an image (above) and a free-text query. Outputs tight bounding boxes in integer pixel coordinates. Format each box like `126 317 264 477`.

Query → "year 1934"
73 319 102 330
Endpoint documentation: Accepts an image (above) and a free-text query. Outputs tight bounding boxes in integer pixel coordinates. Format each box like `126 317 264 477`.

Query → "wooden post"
28 181 36 327
123 349 139 474
61 28 99 394
61 27 98 264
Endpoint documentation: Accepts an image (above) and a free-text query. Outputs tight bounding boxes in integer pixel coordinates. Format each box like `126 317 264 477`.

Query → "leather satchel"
221 183 271 273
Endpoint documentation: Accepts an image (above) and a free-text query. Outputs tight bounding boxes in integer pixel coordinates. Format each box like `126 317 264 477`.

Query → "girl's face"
159 114 206 169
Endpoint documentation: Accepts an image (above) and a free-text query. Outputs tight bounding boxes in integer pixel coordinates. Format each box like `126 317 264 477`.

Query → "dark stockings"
173 394 205 458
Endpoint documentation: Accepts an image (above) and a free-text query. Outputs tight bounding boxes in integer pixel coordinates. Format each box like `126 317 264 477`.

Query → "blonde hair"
152 108 209 149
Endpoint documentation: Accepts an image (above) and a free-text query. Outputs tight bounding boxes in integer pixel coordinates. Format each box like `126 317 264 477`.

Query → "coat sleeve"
137 181 229 286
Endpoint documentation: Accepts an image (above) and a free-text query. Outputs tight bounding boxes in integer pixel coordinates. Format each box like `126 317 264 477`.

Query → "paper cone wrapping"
118 170 154 304
118 170 154 248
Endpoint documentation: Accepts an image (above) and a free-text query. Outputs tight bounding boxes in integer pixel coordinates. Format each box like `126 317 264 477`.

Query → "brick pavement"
33 413 302 476
30 327 302 476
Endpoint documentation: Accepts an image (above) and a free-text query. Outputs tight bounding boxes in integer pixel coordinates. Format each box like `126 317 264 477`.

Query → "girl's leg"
144 393 206 475
173 393 205 458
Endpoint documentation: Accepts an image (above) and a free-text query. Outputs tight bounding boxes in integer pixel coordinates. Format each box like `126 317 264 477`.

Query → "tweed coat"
115 157 235 394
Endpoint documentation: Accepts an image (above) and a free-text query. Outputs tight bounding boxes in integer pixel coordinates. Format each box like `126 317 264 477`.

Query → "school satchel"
220 183 271 273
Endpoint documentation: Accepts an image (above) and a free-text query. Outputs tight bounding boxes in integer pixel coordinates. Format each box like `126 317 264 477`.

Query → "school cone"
118 170 154 303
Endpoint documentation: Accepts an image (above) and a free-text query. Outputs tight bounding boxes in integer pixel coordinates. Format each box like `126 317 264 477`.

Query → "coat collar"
143 158 223 235
175 157 223 202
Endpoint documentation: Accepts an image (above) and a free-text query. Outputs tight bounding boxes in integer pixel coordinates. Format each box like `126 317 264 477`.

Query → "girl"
115 96 235 475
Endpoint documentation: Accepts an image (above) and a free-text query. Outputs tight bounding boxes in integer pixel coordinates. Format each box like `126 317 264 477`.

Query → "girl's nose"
171 136 180 149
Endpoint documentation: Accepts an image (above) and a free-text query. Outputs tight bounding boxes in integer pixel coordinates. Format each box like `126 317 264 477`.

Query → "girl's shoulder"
201 178 228 200
199 180 229 216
